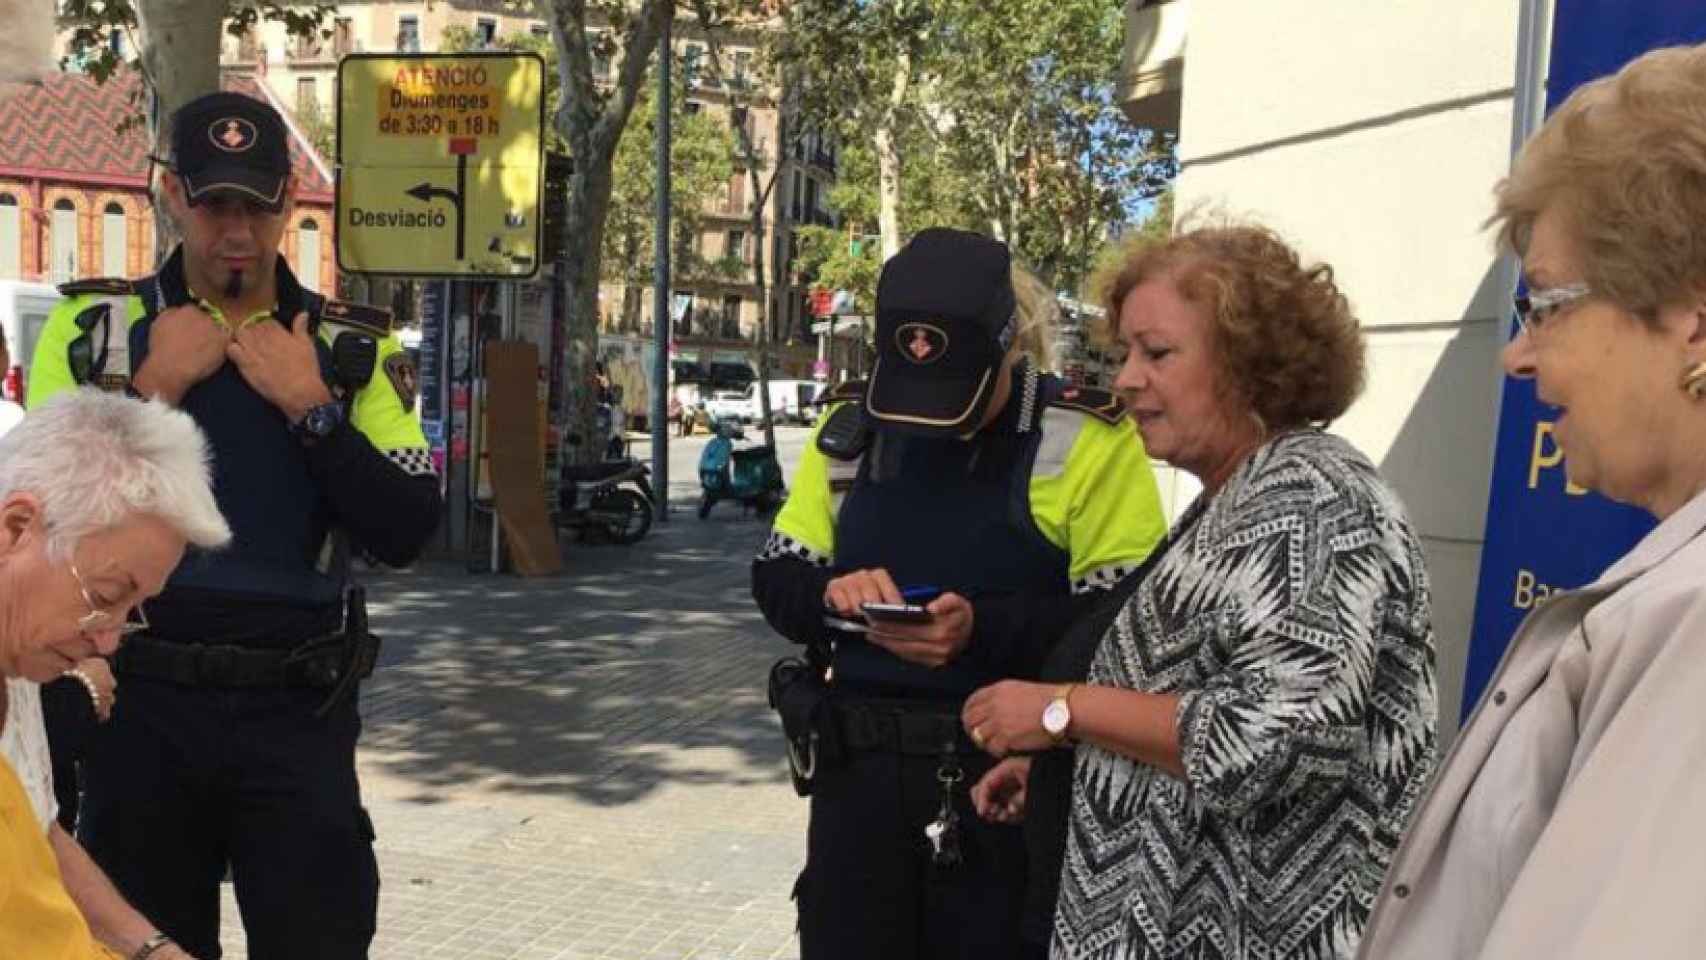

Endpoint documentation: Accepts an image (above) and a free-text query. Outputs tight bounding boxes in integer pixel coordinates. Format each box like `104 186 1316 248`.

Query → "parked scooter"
698 421 785 519
557 457 656 544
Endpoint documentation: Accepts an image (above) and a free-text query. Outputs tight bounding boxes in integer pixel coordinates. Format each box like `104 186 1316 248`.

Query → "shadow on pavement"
353 507 796 807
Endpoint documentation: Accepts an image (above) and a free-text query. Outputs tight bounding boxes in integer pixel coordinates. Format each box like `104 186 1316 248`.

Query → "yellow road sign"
336 53 546 278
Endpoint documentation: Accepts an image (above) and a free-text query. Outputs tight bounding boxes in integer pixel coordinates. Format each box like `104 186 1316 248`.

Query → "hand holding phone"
860 601 934 624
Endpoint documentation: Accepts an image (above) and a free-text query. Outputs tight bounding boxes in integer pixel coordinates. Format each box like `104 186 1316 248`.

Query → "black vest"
131 249 346 647
831 366 1070 701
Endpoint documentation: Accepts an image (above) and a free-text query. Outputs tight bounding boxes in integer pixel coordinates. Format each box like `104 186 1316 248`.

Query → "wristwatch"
293 401 345 440
1041 683 1076 744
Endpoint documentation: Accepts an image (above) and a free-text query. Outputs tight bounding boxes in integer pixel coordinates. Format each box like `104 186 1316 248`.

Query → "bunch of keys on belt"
925 755 963 868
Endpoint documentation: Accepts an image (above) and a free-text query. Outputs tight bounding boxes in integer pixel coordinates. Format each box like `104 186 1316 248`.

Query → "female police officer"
751 228 1168 960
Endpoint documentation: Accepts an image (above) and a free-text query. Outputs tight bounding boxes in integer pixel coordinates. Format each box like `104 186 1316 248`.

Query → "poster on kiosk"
1465 0 1706 718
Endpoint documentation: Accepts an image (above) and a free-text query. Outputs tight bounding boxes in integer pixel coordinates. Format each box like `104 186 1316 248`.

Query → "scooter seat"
563 460 635 484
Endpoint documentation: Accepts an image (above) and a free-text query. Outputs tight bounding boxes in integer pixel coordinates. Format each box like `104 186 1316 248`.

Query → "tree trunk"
561 160 616 463
545 0 674 466
750 204 776 449
135 0 223 264
874 49 912 261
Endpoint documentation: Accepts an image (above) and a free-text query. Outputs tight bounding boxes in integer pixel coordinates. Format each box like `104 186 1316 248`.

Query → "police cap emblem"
896 322 948 365
210 117 258 153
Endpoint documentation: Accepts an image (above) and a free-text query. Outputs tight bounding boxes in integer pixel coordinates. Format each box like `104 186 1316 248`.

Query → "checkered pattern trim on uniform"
387 447 437 477
757 531 832 568
1071 562 1132 595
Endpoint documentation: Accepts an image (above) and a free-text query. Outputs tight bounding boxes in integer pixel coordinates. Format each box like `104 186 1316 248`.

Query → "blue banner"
1464 0 1706 717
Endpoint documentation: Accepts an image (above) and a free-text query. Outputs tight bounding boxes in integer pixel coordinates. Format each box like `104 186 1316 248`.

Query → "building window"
476 18 498 47
334 18 354 57
531 25 551 40
684 100 702 116
296 77 318 119
297 219 321 292
790 171 803 221
586 31 611 80
733 51 752 87
805 178 819 221
293 25 324 60
674 290 696 337
720 295 742 339
0 194 18 280
730 106 749 139
109 29 127 59
683 43 704 86
50 199 78 283
727 173 746 214
398 16 420 53
101 203 126 277
726 230 745 264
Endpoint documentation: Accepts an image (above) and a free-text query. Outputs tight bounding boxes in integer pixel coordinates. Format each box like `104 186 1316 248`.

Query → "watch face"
302 403 343 437
1042 698 1071 736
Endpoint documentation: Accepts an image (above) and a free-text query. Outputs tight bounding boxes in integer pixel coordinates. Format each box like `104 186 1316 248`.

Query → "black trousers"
78 678 379 960
796 744 1027 960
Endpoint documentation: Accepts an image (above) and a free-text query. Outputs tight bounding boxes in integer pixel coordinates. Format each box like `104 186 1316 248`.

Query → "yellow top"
0 757 119 960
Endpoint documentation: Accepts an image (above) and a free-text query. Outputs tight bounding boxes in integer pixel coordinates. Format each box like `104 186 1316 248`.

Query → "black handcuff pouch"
767 656 844 797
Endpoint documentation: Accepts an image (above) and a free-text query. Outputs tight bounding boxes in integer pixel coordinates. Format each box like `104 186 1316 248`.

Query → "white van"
0 280 64 402
767 379 823 425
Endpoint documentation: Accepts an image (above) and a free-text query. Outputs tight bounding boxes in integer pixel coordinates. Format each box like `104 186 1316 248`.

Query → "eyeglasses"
1513 283 1593 337
68 559 149 638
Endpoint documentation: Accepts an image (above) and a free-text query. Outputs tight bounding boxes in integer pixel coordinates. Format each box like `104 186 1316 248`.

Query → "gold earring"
1684 361 1706 401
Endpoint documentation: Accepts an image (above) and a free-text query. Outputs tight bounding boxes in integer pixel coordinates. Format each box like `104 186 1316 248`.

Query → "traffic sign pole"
651 18 672 522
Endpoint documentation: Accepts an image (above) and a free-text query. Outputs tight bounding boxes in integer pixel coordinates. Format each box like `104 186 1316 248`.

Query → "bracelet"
131 932 174 960
64 667 102 716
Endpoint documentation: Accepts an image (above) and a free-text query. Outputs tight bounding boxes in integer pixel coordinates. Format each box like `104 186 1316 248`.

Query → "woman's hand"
962 680 1055 758
970 756 1032 824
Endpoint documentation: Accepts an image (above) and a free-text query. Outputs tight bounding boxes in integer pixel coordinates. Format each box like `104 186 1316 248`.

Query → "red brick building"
0 71 335 291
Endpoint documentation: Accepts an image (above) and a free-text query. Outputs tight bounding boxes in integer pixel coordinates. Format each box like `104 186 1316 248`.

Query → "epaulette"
56 277 135 297
320 298 394 337
1048 384 1125 426
814 378 867 406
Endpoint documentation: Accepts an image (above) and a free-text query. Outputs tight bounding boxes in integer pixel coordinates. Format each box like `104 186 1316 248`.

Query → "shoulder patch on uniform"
320 299 393 336
815 379 867 406
56 277 134 297
383 351 419 407
1048 385 1125 426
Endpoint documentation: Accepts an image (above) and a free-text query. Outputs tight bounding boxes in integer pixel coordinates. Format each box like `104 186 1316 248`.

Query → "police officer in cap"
752 227 1168 959
28 91 440 959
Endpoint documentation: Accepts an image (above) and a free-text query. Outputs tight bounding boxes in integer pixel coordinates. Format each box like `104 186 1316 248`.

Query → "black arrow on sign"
405 153 469 260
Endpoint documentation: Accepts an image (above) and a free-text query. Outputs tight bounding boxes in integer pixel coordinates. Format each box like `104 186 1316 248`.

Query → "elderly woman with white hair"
0 391 229 960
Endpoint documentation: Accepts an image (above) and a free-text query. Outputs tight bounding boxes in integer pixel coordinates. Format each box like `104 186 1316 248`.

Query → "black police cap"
169 92 291 212
865 228 1017 437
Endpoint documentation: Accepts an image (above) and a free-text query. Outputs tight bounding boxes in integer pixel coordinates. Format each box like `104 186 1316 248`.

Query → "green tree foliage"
777 0 1176 299
928 0 1173 294
602 63 736 331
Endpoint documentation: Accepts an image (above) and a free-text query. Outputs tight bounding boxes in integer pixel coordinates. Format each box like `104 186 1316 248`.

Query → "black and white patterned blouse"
1054 430 1437 960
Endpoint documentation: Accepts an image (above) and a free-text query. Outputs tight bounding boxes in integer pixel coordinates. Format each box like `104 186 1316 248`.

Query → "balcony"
1117 0 1187 134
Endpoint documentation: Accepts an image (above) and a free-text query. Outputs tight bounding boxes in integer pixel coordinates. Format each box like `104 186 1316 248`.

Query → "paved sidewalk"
216 484 809 959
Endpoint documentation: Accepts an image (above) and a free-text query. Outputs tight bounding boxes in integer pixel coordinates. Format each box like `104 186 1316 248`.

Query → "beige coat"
1359 486 1706 959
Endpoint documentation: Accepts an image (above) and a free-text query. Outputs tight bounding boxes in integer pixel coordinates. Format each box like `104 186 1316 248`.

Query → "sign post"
336 53 546 279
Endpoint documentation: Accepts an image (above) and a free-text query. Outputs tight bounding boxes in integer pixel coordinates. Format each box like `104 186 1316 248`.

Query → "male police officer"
29 91 439 959
752 228 1168 960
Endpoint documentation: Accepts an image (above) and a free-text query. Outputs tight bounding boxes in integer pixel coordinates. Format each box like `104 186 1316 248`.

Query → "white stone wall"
1169 0 1537 731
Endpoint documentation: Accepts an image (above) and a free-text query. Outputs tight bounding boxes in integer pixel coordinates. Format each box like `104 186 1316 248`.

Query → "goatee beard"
224 270 244 301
